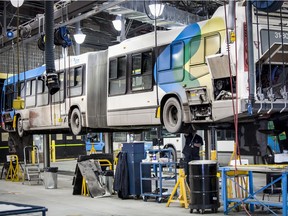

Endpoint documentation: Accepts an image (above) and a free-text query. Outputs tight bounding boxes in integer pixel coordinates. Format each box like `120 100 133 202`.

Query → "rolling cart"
140 161 177 203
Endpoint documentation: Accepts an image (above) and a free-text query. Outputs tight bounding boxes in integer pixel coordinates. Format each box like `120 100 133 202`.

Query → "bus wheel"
163 98 183 133
17 116 24 137
70 108 82 135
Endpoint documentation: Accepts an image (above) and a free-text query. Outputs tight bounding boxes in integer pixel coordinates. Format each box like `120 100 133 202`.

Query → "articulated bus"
2 2 288 157
106 2 288 137
1 51 108 138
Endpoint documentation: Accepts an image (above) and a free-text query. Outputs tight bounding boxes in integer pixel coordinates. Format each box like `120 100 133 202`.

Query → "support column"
43 134 50 168
204 127 217 160
104 133 113 154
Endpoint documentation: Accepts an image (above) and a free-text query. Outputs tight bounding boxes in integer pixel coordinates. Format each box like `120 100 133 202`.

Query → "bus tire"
70 108 82 135
163 97 183 133
16 116 24 138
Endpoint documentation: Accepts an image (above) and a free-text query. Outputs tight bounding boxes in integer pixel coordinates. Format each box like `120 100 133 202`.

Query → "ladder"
23 146 42 185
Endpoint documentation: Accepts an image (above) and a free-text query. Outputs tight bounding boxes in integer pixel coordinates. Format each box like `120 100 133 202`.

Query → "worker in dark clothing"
182 129 203 185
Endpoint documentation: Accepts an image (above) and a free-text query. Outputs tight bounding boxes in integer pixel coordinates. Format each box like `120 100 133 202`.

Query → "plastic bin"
102 170 114 194
44 167 58 189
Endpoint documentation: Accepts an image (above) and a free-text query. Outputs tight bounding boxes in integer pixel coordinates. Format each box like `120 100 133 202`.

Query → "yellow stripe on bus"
55 144 85 147
0 146 9 149
0 73 12 79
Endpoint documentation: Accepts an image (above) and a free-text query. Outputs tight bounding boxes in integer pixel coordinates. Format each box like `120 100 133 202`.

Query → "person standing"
182 129 203 185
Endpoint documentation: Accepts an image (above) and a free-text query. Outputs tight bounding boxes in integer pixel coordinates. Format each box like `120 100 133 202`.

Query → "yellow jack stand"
6 155 23 182
166 169 190 208
89 143 96 154
81 177 89 196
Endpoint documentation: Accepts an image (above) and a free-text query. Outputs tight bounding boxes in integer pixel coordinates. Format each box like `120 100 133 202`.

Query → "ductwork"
104 0 204 28
45 1 59 95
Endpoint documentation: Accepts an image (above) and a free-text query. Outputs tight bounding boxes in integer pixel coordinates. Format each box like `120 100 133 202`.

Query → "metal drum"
188 160 219 214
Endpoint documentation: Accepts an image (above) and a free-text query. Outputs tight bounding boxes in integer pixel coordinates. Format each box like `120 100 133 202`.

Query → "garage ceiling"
0 0 223 51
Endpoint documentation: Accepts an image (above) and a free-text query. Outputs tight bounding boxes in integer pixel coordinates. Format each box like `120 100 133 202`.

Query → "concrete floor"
0 159 283 216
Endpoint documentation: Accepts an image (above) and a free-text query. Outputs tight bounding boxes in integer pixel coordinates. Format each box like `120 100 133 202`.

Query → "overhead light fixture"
112 15 122 32
6 30 14 38
10 0 24 8
149 2 165 18
74 29 86 44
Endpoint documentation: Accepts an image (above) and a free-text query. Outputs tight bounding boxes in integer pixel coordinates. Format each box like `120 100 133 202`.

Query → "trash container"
189 160 219 214
102 170 114 194
44 167 58 189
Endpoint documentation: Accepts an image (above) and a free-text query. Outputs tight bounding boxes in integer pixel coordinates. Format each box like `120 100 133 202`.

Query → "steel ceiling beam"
0 0 128 49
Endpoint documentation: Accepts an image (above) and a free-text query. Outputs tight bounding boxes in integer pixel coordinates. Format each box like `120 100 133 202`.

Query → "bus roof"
5 66 46 85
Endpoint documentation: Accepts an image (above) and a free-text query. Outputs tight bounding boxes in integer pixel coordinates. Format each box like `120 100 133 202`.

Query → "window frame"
131 51 153 92
108 56 127 96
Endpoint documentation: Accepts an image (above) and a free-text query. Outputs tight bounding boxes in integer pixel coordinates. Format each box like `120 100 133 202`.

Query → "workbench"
220 165 288 215
0 201 47 215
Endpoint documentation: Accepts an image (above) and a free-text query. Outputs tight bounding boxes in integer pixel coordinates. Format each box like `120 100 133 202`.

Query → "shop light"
10 0 24 8
148 2 165 18
112 15 122 32
74 29 86 44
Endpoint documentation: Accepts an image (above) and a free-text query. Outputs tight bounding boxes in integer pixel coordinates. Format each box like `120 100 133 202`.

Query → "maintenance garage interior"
1 1 288 216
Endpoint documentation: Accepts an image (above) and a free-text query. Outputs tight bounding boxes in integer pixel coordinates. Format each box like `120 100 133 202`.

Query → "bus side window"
109 56 127 95
131 51 152 91
26 79 36 108
158 42 184 84
204 34 221 58
68 66 83 97
26 80 31 96
4 85 14 110
189 36 204 66
37 79 48 106
20 82 25 98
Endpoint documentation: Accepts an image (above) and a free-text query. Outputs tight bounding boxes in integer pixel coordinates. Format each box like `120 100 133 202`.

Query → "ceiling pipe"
227 0 235 30
45 1 59 96
246 0 255 115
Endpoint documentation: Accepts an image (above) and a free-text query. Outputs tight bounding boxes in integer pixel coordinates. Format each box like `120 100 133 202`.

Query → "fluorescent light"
10 0 24 8
149 3 165 18
112 15 122 31
74 29 86 44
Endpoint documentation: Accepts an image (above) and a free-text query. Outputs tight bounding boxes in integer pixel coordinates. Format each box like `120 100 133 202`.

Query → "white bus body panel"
19 51 108 133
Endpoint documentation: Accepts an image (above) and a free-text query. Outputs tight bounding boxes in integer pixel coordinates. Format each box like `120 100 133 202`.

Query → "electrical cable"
279 7 286 90
16 7 20 98
224 3 251 215
144 0 164 107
